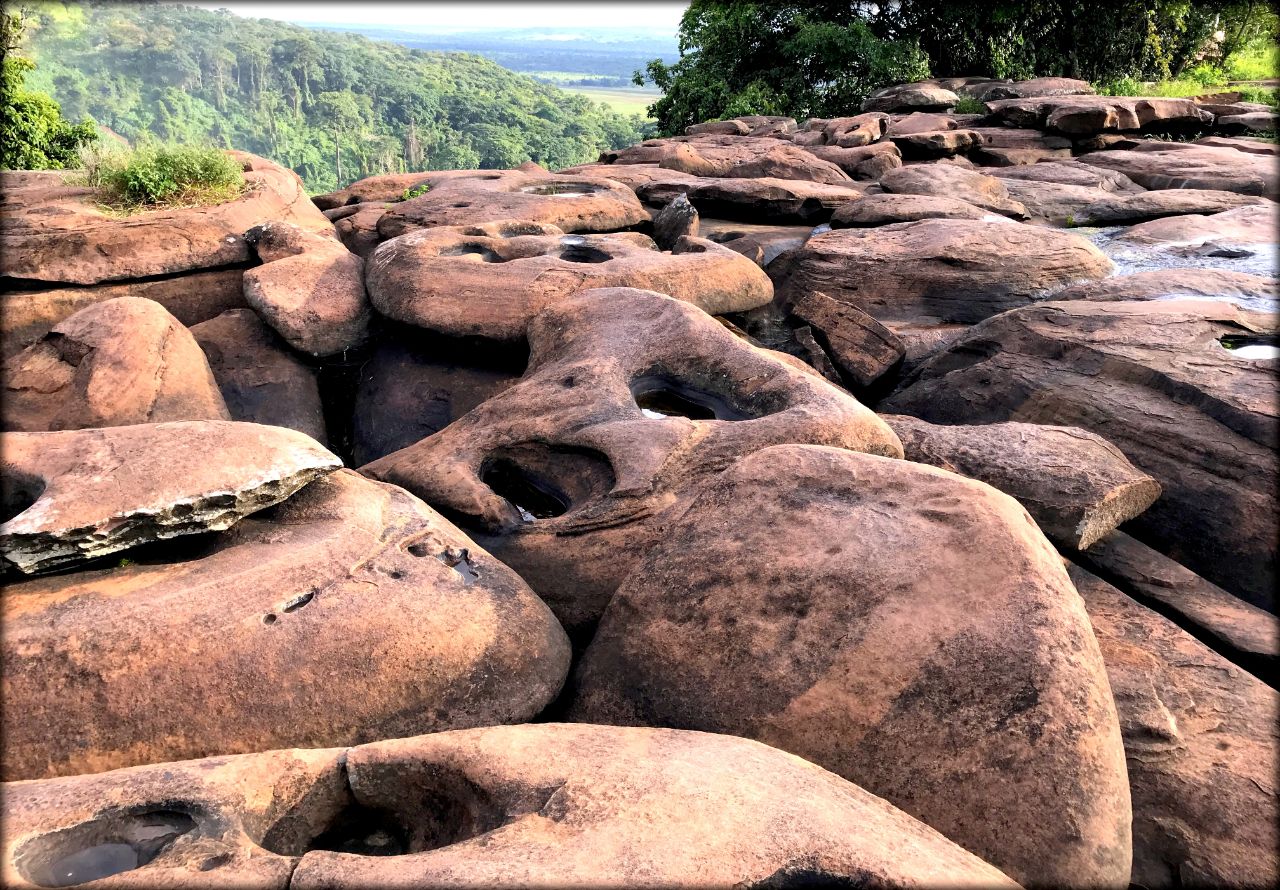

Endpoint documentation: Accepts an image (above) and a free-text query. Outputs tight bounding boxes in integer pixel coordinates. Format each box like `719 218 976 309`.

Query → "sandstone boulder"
884 415 1161 550
553 162 701 189
698 218 814 267
1075 189 1267 226
366 224 772 341
829 193 993 227
1078 143 1279 197
1 726 1019 890
2 469 571 780
377 171 648 238
570 444 1132 888
1194 134 1278 156
1050 269 1276 309
1216 110 1278 134
0 153 332 286
973 77 1095 102
815 112 890 146
886 113 960 136
1 421 339 575
3 297 229 433
603 135 852 184
883 299 1278 609
988 160 1145 192
862 82 959 113
241 222 370 356
997 179 1120 221
1113 202 1278 253
879 164 1031 218
801 141 903 179
985 96 1213 136
190 309 328 442
771 220 1112 325
891 129 982 159
1071 567 1279 888
1 268 247 359
363 288 902 641
651 192 699 249
1073 532 1278 683
685 119 750 136
324 201 386 257
637 175 864 223
783 289 905 389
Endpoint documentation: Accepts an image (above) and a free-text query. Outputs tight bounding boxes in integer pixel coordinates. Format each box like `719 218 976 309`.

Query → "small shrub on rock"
79 142 246 211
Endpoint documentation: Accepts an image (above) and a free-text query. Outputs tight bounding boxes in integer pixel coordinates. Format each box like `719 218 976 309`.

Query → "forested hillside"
17 2 651 192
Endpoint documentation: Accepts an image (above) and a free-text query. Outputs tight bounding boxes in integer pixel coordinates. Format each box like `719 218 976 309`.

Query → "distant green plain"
564 86 660 118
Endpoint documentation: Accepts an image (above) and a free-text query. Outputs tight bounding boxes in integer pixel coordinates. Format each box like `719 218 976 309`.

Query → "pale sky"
194 2 688 34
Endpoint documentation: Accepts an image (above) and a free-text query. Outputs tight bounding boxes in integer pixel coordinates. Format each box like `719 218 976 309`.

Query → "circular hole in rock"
1 470 45 524
480 443 615 523
18 810 197 888
557 243 613 264
440 243 503 262
630 373 757 421
305 804 409 857
519 182 602 198
1220 334 1280 360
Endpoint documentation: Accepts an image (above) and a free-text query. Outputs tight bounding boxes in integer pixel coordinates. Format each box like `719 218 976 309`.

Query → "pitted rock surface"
363 288 901 640
570 444 1132 889
2 469 571 780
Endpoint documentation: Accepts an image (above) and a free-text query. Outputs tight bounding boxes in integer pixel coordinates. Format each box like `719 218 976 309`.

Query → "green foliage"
401 183 431 200
1235 85 1279 107
634 1 930 135
78 141 245 209
1 10 97 170
1225 45 1279 81
18 1 648 192
952 96 987 115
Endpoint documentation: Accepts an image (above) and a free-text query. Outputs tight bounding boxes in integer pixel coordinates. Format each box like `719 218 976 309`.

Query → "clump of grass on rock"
78 142 247 212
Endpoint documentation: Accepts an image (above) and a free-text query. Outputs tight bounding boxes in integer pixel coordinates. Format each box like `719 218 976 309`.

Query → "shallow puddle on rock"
1220 336 1280 360
44 843 137 887
1082 225 1280 291
640 408 666 420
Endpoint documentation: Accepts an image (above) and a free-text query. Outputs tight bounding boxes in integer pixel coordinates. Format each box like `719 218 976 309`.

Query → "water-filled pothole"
440 243 503 262
1220 334 1280 360
630 374 757 421
479 443 615 523
558 243 613 264
19 810 196 888
520 182 602 198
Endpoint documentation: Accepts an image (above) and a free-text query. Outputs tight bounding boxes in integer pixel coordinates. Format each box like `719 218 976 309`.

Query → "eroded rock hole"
304 804 409 857
630 374 755 421
440 243 503 262
18 810 196 888
1 471 45 524
557 243 613 264
520 182 602 198
480 444 615 523
1220 334 1280 360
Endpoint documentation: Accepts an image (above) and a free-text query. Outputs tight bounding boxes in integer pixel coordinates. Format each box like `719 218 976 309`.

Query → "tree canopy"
637 1 1279 135
15 1 652 191
1 10 98 171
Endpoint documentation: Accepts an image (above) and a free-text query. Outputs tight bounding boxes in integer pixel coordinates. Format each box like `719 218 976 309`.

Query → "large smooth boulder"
377 171 647 238
1 469 571 780
241 221 369 356
1071 567 1279 888
1113 202 1278 253
1078 143 1279 197
883 299 1279 610
879 164 1031 218
862 82 959 113
885 415 1161 550
190 309 328 442
1 268 247 360
999 178 1120 221
891 129 982 159
770 220 1112 325
985 96 1213 136
602 135 852 184
1050 269 1276 310
1 726 1019 890
1074 189 1265 226
636 175 864 223
801 141 903 179
570 444 1132 888
366 224 773 341
988 160 1144 192
784 290 905 389
3 297 229 432
1073 531 1279 683
363 288 902 641
0 421 339 575
972 77 1094 101
0 153 332 286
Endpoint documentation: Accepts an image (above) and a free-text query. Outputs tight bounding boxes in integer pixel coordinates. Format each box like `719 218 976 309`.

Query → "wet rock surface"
570 444 1132 888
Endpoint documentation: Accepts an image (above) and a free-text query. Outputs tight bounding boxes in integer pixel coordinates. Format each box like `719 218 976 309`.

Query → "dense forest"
15 2 652 192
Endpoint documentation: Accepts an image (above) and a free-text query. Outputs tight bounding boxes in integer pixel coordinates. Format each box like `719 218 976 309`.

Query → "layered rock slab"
1070 567 1279 889
366 224 773 341
3 297 229 433
884 416 1161 550
1 469 571 780
1078 143 1280 197
0 421 339 575
883 299 1279 610
636 175 864 224
363 288 902 640
878 164 1031 218
0 153 332 286
569 444 1132 889
770 220 1112 325
1 726 1018 890
985 95 1212 136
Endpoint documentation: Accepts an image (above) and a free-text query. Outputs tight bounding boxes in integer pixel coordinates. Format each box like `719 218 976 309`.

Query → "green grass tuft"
401 183 431 200
77 142 246 211
952 95 987 115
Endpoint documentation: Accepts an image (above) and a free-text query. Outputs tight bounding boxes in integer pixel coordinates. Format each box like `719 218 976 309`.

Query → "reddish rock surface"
2 469 570 780
1071 567 1279 889
883 299 1279 609
985 95 1213 135
830 193 993 227
862 82 959 113
636 175 864 223
570 444 1132 889
879 164 1031 217
0 153 333 286
783 289 905 388
1079 143 1279 196
366 224 772 341
1050 269 1276 305
363 288 901 640
3 297 229 432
